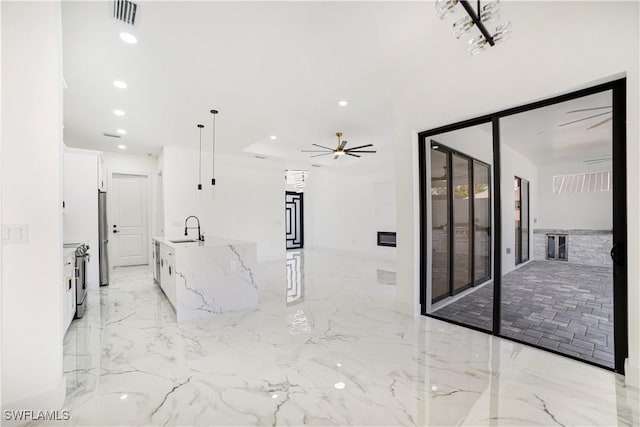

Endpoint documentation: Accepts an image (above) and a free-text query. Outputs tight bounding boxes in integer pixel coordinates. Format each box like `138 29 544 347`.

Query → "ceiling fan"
301 132 376 160
558 106 612 130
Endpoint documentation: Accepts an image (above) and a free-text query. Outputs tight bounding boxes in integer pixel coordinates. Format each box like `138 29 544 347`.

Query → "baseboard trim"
625 358 640 389
1 378 66 426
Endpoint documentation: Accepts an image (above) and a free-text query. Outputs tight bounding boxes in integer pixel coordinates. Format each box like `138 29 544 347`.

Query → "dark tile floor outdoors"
433 260 614 368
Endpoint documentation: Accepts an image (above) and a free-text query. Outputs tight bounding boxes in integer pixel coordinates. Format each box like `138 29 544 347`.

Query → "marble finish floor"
433 261 614 367
41 250 637 426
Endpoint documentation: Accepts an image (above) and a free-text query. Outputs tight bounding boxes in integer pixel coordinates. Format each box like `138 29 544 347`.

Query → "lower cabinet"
63 254 76 335
158 243 177 309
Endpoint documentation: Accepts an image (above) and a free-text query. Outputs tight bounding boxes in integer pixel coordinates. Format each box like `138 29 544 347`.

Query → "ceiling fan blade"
558 111 611 127
312 143 335 150
346 153 361 158
566 106 611 114
587 117 613 130
348 150 376 153
301 150 331 152
344 144 373 151
310 152 333 158
339 140 347 150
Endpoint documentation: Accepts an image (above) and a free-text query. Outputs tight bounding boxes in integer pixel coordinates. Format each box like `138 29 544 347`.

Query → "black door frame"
429 140 492 304
285 191 304 249
514 176 530 265
418 78 628 373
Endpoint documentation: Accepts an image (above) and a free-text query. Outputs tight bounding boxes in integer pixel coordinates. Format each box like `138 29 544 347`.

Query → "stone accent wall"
533 229 612 267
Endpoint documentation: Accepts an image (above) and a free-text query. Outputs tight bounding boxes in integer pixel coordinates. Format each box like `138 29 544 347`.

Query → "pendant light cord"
197 124 204 190
210 109 218 185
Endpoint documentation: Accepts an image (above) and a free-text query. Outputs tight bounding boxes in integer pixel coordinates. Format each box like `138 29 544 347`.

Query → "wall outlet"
1 224 29 244
506 247 511 254
230 260 237 270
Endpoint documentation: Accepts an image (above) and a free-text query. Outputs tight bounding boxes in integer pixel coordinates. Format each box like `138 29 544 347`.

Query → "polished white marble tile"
37 249 638 426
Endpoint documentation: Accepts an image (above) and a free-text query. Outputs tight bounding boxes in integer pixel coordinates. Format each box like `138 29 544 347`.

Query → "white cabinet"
62 254 76 335
158 243 176 309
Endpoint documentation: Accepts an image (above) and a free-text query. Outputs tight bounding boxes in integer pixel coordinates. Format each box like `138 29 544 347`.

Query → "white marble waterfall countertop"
152 236 258 322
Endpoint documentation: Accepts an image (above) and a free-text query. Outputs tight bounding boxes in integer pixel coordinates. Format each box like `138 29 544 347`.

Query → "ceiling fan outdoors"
558 106 612 130
301 132 376 160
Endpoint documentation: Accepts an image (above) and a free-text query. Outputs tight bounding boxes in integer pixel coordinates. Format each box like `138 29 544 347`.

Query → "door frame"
285 191 304 249
418 78 628 373
428 141 492 304
514 176 530 265
108 170 152 267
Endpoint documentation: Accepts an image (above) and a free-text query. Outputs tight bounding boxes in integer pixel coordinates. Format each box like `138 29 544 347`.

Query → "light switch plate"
1 224 29 244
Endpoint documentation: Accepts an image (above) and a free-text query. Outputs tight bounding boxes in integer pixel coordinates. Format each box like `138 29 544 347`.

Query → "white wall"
162 147 285 261
536 160 613 230
102 151 161 268
392 2 639 386
304 167 396 257
1 0 65 410
63 148 100 288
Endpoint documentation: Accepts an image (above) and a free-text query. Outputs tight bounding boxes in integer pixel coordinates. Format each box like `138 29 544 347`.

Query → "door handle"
610 242 625 266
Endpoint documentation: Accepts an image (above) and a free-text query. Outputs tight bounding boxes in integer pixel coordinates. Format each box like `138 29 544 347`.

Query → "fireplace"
377 232 396 247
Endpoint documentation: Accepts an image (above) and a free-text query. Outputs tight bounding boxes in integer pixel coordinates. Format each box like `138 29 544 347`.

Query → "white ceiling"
500 91 612 165
61 2 615 170
61 1 437 168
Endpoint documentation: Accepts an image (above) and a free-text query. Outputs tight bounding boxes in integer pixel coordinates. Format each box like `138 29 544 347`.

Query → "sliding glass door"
429 140 492 306
474 162 491 283
452 154 472 293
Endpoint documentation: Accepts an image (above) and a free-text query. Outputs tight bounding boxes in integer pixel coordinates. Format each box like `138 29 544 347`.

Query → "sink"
169 239 198 243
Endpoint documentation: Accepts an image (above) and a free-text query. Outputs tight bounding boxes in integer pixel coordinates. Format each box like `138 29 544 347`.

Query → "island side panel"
174 243 258 322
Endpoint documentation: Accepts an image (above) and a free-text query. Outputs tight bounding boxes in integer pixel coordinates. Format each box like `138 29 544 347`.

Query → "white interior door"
111 173 148 266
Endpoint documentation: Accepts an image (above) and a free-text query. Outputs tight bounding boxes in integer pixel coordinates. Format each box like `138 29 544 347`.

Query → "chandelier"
436 0 512 55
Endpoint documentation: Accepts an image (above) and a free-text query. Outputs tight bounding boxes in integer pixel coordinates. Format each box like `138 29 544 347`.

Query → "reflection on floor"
433 260 614 367
44 250 636 426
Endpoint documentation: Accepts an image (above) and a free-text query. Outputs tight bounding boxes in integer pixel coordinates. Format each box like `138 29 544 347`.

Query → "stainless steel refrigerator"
98 191 110 286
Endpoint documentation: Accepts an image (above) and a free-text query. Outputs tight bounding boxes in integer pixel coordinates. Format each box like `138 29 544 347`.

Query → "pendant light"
210 109 219 185
197 124 204 190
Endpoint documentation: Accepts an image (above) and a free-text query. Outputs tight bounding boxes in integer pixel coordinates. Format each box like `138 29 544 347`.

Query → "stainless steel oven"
74 244 90 319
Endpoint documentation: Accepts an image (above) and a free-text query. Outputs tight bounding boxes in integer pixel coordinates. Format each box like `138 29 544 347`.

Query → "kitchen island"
152 236 258 322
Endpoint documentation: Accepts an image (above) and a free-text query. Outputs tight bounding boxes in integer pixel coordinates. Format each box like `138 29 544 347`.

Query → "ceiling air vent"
113 0 137 25
103 132 122 139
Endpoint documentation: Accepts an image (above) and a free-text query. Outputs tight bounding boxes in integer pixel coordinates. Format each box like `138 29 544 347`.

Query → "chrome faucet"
184 216 204 241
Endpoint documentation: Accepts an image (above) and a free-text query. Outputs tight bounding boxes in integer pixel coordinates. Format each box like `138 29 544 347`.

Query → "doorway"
418 78 627 373
285 191 304 249
110 173 149 266
514 176 530 265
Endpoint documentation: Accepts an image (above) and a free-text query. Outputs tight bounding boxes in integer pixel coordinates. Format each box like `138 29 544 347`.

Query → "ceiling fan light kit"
301 132 377 160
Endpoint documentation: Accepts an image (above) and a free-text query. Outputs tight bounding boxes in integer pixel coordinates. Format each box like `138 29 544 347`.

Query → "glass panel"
521 180 529 261
430 148 449 303
427 122 494 333
558 235 567 260
547 235 556 259
474 162 491 283
452 154 472 292
514 178 521 264
500 90 614 369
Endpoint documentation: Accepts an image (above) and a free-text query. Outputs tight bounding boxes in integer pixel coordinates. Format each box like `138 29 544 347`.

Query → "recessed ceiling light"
118 144 127 150
120 394 128 400
117 129 127 135
338 100 348 107
113 109 125 116
269 135 277 140
113 80 127 89
334 382 346 390
119 32 138 44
